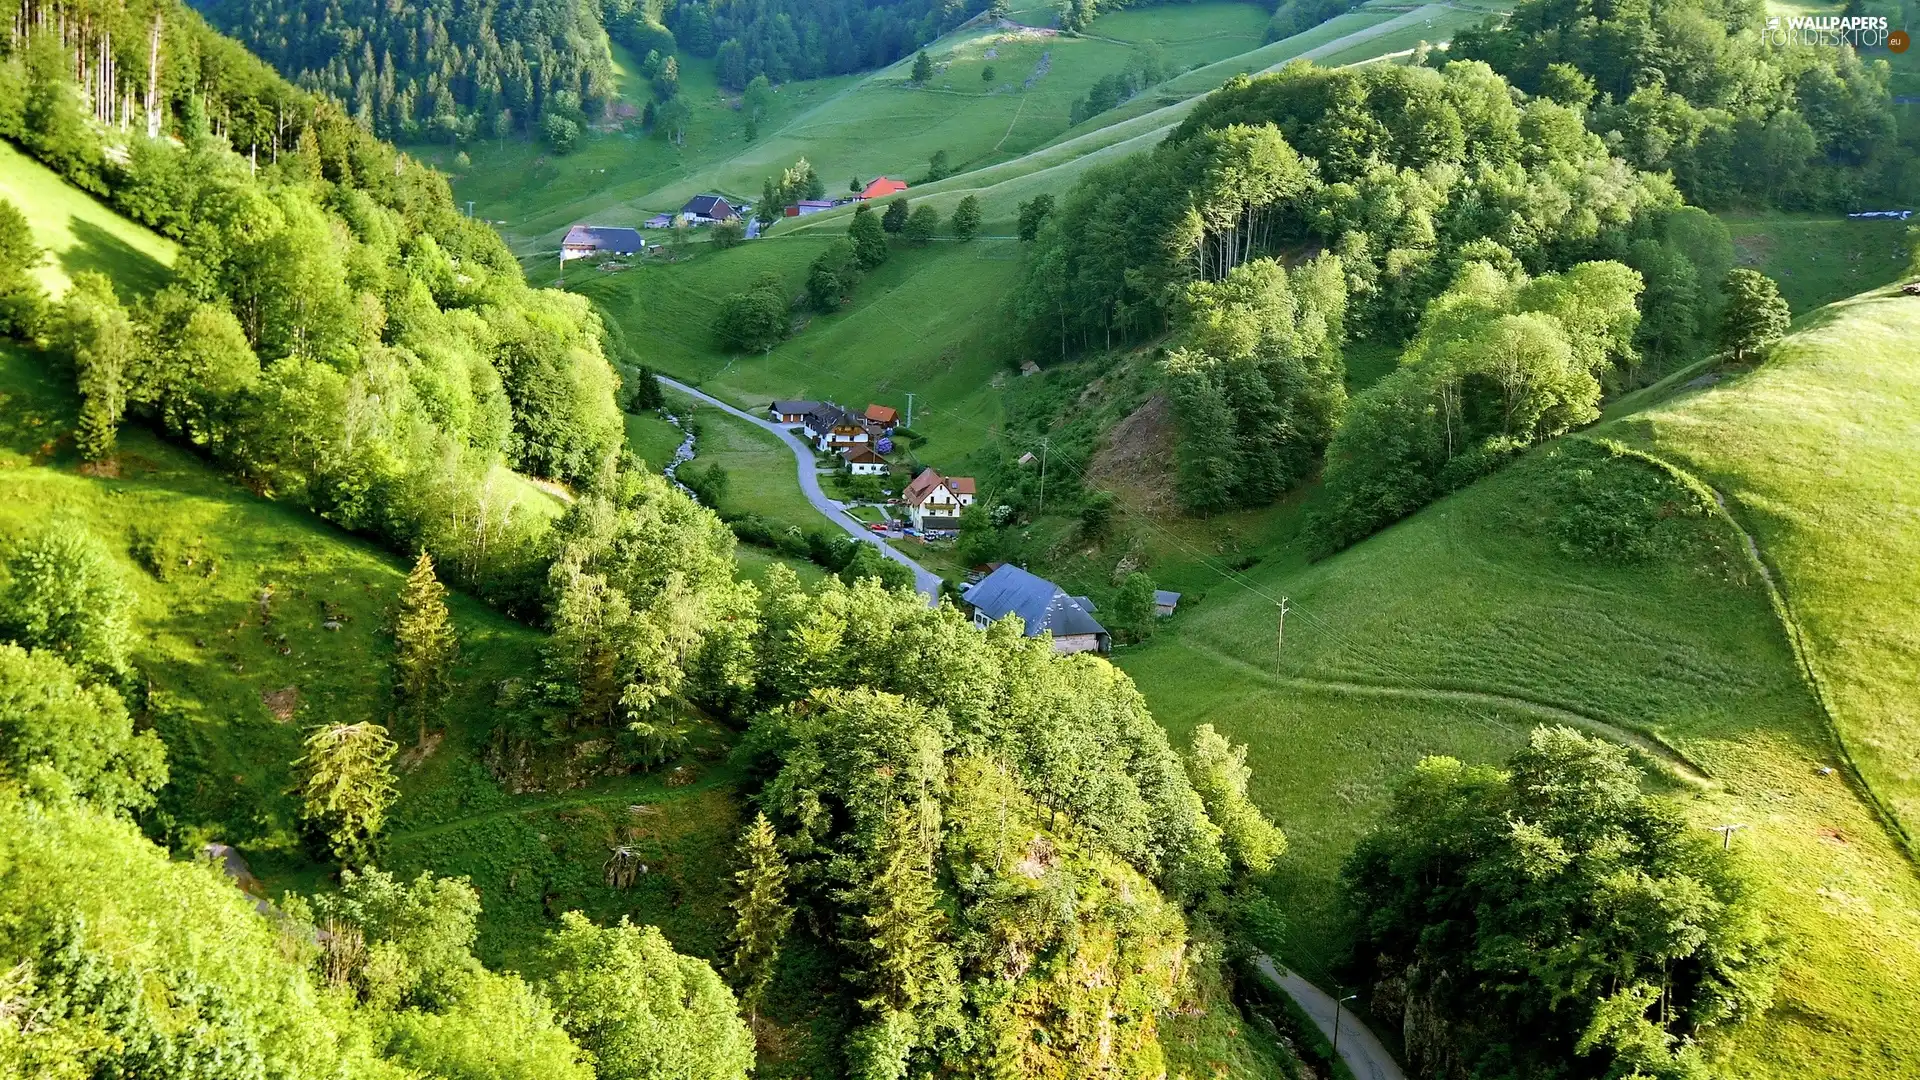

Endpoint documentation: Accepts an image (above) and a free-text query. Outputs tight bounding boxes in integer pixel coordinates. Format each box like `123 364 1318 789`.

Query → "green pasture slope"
1722 212 1912 314
434 2 1275 251
670 388 836 532
0 140 175 295
1112 294 1920 1077
1625 286 1920 861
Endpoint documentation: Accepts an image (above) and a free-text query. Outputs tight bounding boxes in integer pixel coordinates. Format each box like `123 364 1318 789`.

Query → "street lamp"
1332 993 1358 1061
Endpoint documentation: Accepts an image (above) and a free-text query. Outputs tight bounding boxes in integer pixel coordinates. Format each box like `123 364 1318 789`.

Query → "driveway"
1254 956 1406 1080
658 376 945 599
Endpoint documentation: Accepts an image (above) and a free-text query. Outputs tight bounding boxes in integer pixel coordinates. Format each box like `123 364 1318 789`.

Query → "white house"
805 404 870 452
902 468 975 531
560 225 645 261
843 445 888 476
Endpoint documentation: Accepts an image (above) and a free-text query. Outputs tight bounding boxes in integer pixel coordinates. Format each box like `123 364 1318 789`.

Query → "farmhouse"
679 194 740 224
805 404 870 451
962 564 1110 655
864 403 898 430
560 225 645 262
769 400 822 424
644 213 672 228
842 445 888 476
902 468 974 530
859 177 909 201
785 199 836 216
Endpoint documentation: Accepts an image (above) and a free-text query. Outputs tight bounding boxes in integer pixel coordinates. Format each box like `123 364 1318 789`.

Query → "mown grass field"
1722 212 1911 314
671 391 835 531
0 140 175 295
623 407 687 471
1622 286 1920 858
1108 299 1920 1077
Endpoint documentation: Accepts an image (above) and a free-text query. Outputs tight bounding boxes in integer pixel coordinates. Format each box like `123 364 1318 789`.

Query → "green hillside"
1624 286 1920 855
0 140 175 295
1107 292 1920 1077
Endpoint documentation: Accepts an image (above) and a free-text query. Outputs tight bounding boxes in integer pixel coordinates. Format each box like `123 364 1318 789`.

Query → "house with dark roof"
769 400 822 424
804 403 869 451
901 468 975 530
679 194 739 224
785 199 836 217
561 225 645 261
962 564 1110 655
1154 590 1181 617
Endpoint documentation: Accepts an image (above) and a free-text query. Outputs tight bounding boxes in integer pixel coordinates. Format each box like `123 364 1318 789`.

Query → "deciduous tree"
950 195 981 241
882 197 910 234
904 204 940 244
0 525 134 681
1718 269 1790 363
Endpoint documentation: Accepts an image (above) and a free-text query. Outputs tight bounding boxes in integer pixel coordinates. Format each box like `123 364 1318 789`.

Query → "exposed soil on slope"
1086 391 1179 517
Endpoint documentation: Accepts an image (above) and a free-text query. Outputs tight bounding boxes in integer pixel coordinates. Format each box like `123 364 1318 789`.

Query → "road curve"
1254 956 1407 1080
657 376 945 599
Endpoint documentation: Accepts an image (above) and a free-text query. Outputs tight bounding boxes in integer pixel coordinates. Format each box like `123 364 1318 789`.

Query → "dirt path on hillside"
1174 637 1717 786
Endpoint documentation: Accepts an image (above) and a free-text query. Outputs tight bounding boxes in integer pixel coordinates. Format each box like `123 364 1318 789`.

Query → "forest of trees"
1013 60 1752 538
1451 0 1905 211
0 0 628 612
192 0 618 141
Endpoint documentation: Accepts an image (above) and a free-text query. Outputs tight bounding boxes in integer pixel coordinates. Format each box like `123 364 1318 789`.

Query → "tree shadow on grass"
58 213 171 296
0 342 74 460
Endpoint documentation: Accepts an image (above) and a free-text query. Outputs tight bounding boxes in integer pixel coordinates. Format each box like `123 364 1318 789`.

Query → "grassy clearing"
1106 347 1920 1075
1721 212 1911 314
673 392 834 531
0 344 544 871
623 407 687 472
0 140 175 296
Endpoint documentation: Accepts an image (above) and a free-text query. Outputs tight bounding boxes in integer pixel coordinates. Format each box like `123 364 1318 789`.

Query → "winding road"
658 376 945 599
1256 957 1407 1080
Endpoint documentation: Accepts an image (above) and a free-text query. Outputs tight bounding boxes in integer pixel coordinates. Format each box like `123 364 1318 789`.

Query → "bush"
541 113 580 154
710 219 746 249
0 525 135 680
1547 441 1712 562
712 273 791 352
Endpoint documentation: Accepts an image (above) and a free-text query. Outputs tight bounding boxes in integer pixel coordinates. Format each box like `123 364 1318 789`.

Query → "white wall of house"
1051 633 1106 655
848 459 886 475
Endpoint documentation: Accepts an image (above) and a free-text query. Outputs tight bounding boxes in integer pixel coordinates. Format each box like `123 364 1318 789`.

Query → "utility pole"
1711 824 1748 851
1275 596 1290 661
904 392 914 429
1332 993 1357 1062
1037 438 1050 515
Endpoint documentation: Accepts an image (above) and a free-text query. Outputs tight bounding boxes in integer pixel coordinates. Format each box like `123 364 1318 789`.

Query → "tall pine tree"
393 552 459 747
727 812 794 1021
296 722 399 866
849 806 949 1015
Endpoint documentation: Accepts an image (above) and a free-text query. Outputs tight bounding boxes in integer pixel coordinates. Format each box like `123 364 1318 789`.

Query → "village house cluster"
559 178 913 259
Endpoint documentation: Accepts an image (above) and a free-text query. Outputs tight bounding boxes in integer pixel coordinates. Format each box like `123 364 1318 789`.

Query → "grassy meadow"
671 390 837 532
0 140 175 295
1722 212 1912 314
1099 295 1920 1077
572 232 1019 465
1622 286 1920 855
428 3 1276 251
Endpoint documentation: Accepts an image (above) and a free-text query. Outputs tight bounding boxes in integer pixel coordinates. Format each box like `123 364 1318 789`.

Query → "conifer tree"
849 807 948 1014
297 721 399 866
911 50 934 84
727 812 794 1021
55 272 134 462
394 552 458 747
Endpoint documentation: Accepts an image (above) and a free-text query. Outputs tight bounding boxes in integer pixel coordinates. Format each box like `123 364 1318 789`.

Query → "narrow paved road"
1254 957 1407 1080
658 376 945 599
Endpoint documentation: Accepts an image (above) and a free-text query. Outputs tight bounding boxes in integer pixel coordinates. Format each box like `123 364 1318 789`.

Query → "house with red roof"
902 468 975 531
859 177 909 201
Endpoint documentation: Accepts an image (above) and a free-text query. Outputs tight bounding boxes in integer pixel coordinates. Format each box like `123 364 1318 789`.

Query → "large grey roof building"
962 564 1109 655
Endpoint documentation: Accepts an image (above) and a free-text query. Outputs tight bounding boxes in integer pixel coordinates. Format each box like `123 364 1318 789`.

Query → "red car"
868 522 890 533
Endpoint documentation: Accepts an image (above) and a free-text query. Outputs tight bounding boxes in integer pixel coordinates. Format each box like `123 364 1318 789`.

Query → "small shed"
1153 590 1181 617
